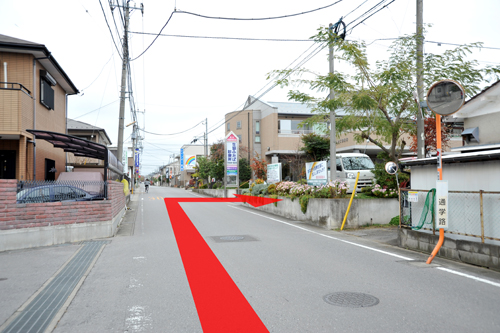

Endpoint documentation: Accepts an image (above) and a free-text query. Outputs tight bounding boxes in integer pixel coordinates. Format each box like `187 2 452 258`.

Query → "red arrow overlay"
164 195 280 332
172 194 281 207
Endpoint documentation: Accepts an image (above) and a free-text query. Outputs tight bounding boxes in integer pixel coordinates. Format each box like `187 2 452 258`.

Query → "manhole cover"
220 236 245 241
211 235 258 243
0 278 7 281
323 292 379 308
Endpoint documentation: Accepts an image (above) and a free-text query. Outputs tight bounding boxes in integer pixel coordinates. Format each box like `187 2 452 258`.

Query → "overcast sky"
1 0 499 175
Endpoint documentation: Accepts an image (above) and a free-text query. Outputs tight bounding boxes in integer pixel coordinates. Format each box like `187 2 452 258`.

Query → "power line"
202 0 395 137
174 1 344 21
140 120 204 136
131 1 346 61
128 31 313 42
345 0 395 34
72 100 119 119
98 0 123 59
131 11 174 61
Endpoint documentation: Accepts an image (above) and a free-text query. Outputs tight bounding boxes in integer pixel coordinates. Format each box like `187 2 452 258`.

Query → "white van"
329 153 375 193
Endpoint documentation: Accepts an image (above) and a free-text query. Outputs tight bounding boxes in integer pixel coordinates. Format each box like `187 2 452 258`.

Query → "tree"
409 116 451 155
195 156 211 181
301 133 330 161
270 27 499 162
239 158 252 183
250 153 267 180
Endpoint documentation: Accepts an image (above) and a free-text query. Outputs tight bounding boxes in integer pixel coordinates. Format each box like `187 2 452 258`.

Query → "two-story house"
0 34 78 180
451 79 500 153
66 119 112 174
225 96 398 170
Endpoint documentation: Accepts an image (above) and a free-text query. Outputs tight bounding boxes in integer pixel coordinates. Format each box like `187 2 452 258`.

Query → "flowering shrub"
371 184 398 198
275 179 349 199
275 181 295 195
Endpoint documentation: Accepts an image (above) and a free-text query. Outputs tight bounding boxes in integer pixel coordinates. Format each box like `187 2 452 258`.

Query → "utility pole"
416 0 425 159
205 118 208 157
329 23 336 182
112 1 144 167
116 1 130 165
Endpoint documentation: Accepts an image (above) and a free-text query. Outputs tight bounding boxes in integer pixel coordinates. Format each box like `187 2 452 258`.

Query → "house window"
237 121 242 129
227 122 230 131
237 135 242 142
255 121 260 134
40 78 54 110
255 136 261 143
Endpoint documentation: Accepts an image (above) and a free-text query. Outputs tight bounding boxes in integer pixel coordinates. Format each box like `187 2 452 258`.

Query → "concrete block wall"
398 228 500 270
241 196 399 229
0 180 126 251
194 189 399 230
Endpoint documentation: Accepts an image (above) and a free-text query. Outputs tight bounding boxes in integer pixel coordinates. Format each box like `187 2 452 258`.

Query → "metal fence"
400 189 500 243
16 180 107 204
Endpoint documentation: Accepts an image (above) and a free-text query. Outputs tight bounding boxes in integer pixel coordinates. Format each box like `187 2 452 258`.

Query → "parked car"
17 184 100 204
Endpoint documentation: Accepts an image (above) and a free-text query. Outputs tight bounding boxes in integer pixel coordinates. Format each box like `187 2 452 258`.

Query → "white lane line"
230 205 500 289
229 205 413 261
436 267 500 288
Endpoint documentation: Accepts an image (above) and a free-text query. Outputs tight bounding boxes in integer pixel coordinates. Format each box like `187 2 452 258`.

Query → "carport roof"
27 129 107 160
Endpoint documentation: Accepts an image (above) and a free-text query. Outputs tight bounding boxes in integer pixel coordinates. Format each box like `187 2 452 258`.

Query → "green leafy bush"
200 184 208 189
241 189 250 195
299 195 312 214
389 216 400 226
267 183 277 195
251 184 268 196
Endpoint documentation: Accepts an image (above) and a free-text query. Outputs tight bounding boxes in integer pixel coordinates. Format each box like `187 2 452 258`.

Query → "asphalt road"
45 186 500 332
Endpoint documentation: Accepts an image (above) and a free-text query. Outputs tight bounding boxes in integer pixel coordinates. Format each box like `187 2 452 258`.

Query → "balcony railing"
0 82 32 96
278 129 314 135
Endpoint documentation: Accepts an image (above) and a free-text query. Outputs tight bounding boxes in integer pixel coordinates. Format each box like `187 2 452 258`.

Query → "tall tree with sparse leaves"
269 27 500 162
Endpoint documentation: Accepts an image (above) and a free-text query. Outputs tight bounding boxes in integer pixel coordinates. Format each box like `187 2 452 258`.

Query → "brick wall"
0 180 125 231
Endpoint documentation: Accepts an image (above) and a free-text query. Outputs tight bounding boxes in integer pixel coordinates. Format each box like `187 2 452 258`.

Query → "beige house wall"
0 52 68 180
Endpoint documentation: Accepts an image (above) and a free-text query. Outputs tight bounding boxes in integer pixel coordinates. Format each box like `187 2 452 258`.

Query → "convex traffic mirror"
426 79 465 116
385 162 398 175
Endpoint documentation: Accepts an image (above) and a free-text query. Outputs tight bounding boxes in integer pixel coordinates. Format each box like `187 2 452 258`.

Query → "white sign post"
224 131 239 197
267 163 282 184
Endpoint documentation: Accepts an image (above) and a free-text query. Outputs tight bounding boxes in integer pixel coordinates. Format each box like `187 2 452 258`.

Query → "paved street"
1 185 500 332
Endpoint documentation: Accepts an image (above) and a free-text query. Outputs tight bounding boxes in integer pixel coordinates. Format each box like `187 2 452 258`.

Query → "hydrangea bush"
371 184 398 198
275 179 349 199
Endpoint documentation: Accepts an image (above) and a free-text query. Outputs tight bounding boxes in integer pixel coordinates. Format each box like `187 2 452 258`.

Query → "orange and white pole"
426 114 444 264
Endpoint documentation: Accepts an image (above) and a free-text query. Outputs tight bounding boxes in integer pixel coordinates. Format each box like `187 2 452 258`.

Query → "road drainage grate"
211 235 258 243
1 240 109 333
323 292 379 308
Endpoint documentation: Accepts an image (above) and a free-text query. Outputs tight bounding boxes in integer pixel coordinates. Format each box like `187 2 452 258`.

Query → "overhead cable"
174 1 344 21
139 120 204 136
131 11 174 61
128 31 313 42
98 0 123 59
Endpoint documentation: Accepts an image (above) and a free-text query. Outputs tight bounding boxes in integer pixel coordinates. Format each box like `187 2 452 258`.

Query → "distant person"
145 179 150 193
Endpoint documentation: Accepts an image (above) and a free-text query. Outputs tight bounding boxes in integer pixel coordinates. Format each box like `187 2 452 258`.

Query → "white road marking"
229 205 412 260
437 267 500 288
230 205 500 289
125 306 152 332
